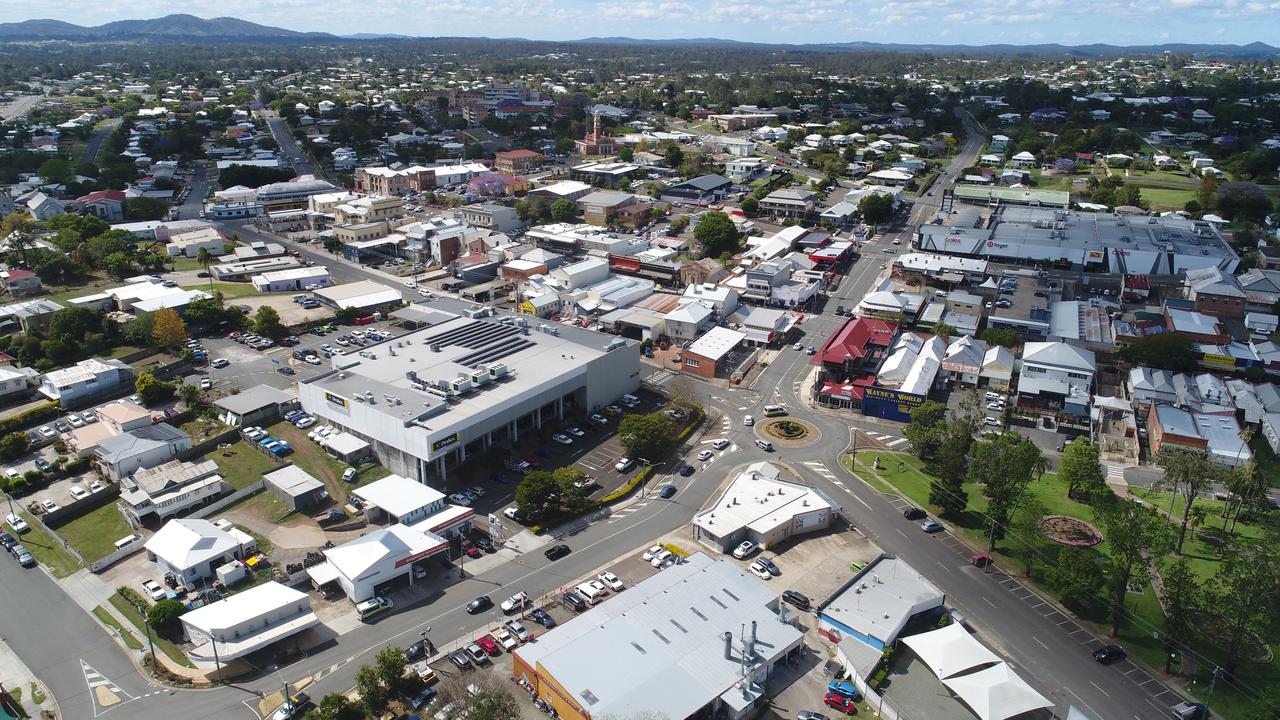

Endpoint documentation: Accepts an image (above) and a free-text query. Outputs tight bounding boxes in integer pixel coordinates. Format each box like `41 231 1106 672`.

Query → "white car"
200 378 213 390
650 549 673 568
748 560 772 580
141 579 166 601
342 468 357 482
641 544 663 562
335 338 350 347
304 355 322 365
500 591 528 613
615 457 635 472
37 426 55 439
211 358 230 368
743 415 754 427
697 450 714 461
590 413 609 425
503 506 520 520
403 279 416 288
89 480 104 493
552 433 573 445
793 342 803 350
69 486 89 501
732 540 757 559
598 571 624 591
39 499 60 513
447 493 472 506
295 416 316 429
418 288 434 298
505 619 530 642
81 411 97 424
712 438 731 450
566 426 585 437
6 513 28 533
984 416 1001 426
68 415 84 428
492 628 519 651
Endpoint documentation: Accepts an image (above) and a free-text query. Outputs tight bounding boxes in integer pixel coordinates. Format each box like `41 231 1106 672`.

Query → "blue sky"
7 0 1277 46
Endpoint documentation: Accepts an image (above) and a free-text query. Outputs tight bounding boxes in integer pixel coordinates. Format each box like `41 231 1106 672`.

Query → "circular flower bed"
761 418 818 445
768 420 808 439
1036 515 1104 548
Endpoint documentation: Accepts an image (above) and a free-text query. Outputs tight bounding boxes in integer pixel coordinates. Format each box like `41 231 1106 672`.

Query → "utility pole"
212 634 222 683
1204 666 1221 717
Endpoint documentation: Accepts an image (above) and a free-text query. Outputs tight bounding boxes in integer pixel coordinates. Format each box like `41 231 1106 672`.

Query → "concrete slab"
268 523 325 551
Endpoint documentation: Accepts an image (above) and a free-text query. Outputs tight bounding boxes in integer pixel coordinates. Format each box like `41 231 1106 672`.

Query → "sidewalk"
0 633 56 718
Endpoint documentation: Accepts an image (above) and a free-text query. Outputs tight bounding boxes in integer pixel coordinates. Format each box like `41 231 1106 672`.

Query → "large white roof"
353 474 444 518
323 523 445 581
144 518 239 572
693 462 838 538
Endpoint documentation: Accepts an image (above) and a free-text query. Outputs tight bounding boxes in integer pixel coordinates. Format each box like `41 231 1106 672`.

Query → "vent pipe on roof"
748 621 757 657
723 631 733 660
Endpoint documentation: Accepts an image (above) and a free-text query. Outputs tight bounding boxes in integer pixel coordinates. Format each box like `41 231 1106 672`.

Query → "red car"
462 542 482 559
824 692 857 715
474 635 500 656
521 455 542 469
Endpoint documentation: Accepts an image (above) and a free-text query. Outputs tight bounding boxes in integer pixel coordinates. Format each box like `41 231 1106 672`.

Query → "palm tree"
195 247 214 292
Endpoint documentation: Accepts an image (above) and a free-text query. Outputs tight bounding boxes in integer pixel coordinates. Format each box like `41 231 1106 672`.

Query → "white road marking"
1032 636 1049 650
1089 682 1111 697
982 596 997 608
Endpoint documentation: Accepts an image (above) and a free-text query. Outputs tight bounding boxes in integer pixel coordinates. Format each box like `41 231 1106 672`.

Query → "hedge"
599 466 654 504
0 401 60 436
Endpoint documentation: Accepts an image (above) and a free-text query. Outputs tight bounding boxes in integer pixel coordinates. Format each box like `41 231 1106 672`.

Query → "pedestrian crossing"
83 659 136 716
1105 464 1126 481
645 369 675 387
862 430 909 449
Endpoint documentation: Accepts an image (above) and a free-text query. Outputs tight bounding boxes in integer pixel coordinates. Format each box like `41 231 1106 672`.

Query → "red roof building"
816 317 898 381
74 189 127 221
494 149 543 175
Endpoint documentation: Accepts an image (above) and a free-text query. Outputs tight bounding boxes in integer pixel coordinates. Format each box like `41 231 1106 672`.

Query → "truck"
404 660 438 685
490 627 519 652
314 508 347 526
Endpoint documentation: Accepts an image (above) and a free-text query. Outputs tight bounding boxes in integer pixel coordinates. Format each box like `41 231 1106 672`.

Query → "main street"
257 107 315 176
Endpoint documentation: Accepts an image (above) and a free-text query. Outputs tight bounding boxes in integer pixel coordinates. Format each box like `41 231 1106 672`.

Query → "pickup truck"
491 627 519 652
314 508 347 526
403 659 438 685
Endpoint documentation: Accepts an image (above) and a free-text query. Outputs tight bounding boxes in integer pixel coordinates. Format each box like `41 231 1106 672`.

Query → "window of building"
685 358 700 368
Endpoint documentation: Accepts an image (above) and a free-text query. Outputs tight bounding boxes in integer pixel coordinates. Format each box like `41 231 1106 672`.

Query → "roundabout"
759 417 821 448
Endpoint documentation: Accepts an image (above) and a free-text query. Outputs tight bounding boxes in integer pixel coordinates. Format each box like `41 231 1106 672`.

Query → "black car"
903 507 927 520
471 535 495 553
545 544 571 561
530 608 556 628
659 484 678 499
403 639 428 662
678 464 694 477
1093 644 1126 665
466 596 493 614
562 591 588 612
757 556 781 576
277 366 295 375
411 686 438 710
782 590 811 611
291 350 308 360
0 531 14 549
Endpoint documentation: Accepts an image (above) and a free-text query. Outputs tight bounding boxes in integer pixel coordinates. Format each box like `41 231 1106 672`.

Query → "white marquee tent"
900 622 1003 679
941 662 1055 720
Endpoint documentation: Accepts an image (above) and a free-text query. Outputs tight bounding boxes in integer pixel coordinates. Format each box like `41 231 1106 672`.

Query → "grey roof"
214 384 296 415
577 190 634 207
132 459 219 496
264 465 325 498
514 554 802 720
96 423 189 463
820 555 944 645
673 174 731 192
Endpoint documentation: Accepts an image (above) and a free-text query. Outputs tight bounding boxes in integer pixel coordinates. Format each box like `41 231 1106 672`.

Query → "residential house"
941 335 988 386
725 157 767 182
144 518 256 585
989 135 1010 153
0 268 42 298
165 227 226 258
577 190 645 227
74 189 127 221
1016 341 1096 417
1010 151 1037 168
981 345 1015 391
119 459 226 526
38 358 130 406
95 423 193 482
25 192 63 221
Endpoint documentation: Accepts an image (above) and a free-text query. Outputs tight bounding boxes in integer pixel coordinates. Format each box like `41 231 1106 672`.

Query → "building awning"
941 663 1054 720
901 623 1003 679
306 561 340 586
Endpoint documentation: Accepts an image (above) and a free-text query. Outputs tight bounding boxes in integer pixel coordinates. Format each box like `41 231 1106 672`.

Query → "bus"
763 404 787 417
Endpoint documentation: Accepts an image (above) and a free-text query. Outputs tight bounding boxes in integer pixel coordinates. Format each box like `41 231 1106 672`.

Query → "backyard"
845 450 1280 720
16 511 82 577
56 502 135 563
212 439 281 490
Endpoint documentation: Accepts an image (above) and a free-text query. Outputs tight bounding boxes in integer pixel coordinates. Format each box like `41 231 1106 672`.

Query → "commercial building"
529 180 594 202
494 149 543 174
818 554 945 677
310 523 448 603
917 206 1238 274
693 462 839 553
312 280 403 314
165 227 226 258
297 298 639 485
213 384 298 427
578 190 645 227
512 552 805 720
1147 404 1251 467
210 257 303 282
1017 341 1096 417
250 266 332 293
144 518 257 586
263 466 327 511
181 581 319 664
659 174 732 205
682 326 746 380
456 203 521 233
758 189 816 220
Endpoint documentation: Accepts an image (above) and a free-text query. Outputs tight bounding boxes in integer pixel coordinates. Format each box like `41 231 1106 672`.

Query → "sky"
3 0 1277 46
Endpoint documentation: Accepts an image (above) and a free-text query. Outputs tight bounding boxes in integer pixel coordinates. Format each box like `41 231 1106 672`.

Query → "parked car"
782 590 811 611
920 519 944 533
530 608 556 628
732 540 757 559
562 591 588 612
650 549 673 568
903 507 927 520
566 426 585 437
545 544 571 561
448 649 472 670
142 579 167 601
598 571 624 591
748 560 772 580
823 692 858 714
590 413 608 425
500 592 528 613
1093 644 1126 665
827 681 861 701
505 619 530 642
474 635 500 656
39 499 59 513
69 485 88 500
5 514 28 534
551 433 573 445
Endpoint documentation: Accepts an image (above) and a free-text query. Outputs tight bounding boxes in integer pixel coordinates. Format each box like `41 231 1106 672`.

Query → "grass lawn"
57 503 135 562
181 282 259 299
93 605 144 650
1140 188 1196 211
16 512 81 577
108 593 193 668
169 257 206 272
223 487 296 528
42 273 112 304
106 345 148 360
212 439 280 490
849 450 1280 719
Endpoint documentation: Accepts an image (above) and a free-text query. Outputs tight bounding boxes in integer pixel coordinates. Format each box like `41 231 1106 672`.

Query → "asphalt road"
81 118 123 167
257 108 315 177
0 94 42 121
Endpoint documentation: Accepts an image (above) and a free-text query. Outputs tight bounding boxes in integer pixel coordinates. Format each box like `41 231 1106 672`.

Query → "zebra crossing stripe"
885 438 908 447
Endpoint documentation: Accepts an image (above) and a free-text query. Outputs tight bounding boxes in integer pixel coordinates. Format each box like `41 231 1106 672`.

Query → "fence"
88 528 146 573
191 479 265 519
177 427 240 463
39 484 120 529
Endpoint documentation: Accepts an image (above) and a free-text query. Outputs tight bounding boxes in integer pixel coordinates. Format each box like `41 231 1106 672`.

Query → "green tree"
1209 533 1280 673
305 693 362 720
739 197 759 215
146 598 185 636
1197 172 1219 211
196 247 215 292
1161 558 1200 673
374 645 406 693
858 193 895 225
36 157 74 185
1220 460 1267 535
967 431 1045 552
458 681 523 720
618 412 677 463
1115 184 1143 208
515 470 564 521
103 251 137 280
1155 448 1217 554
1048 547 1105 613
664 144 684 169
1116 333 1197 372
549 198 578 223
932 322 956 338
0 432 31 462
929 431 970 517
693 211 740 257
903 400 948 461
252 305 286 338
669 215 690 233
1095 496 1173 636
123 197 170 221
980 327 1019 348
135 372 175 406
1008 495 1049 578
151 307 188 348
1059 438 1107 502
354 664 387 715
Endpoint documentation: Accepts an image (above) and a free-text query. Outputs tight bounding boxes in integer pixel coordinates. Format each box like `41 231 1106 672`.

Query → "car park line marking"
1057 619 1072 626
935 560 951 573
1032 636 1049 650
982 596 997 608
1089 682 1110 697
1123 668 1139 676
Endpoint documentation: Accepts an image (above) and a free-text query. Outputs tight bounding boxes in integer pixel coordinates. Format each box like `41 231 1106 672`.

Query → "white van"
575 582 604 605
620 394 640 407
755 439 774 452
356 596 393 621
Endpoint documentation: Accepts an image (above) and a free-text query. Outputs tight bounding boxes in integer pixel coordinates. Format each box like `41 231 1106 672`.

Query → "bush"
0 401 60 436
64 457 90 475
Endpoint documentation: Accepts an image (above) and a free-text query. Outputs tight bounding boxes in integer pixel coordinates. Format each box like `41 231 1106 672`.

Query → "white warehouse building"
297 297 641 487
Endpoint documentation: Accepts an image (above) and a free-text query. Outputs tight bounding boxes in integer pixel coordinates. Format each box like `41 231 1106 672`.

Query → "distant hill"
344 32 415 40
0 13 334 41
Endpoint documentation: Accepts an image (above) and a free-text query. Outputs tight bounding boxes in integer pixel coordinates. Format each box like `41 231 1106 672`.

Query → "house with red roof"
494 149 543 175
815 317 898 383
0 268 42 297
74 189 127 222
